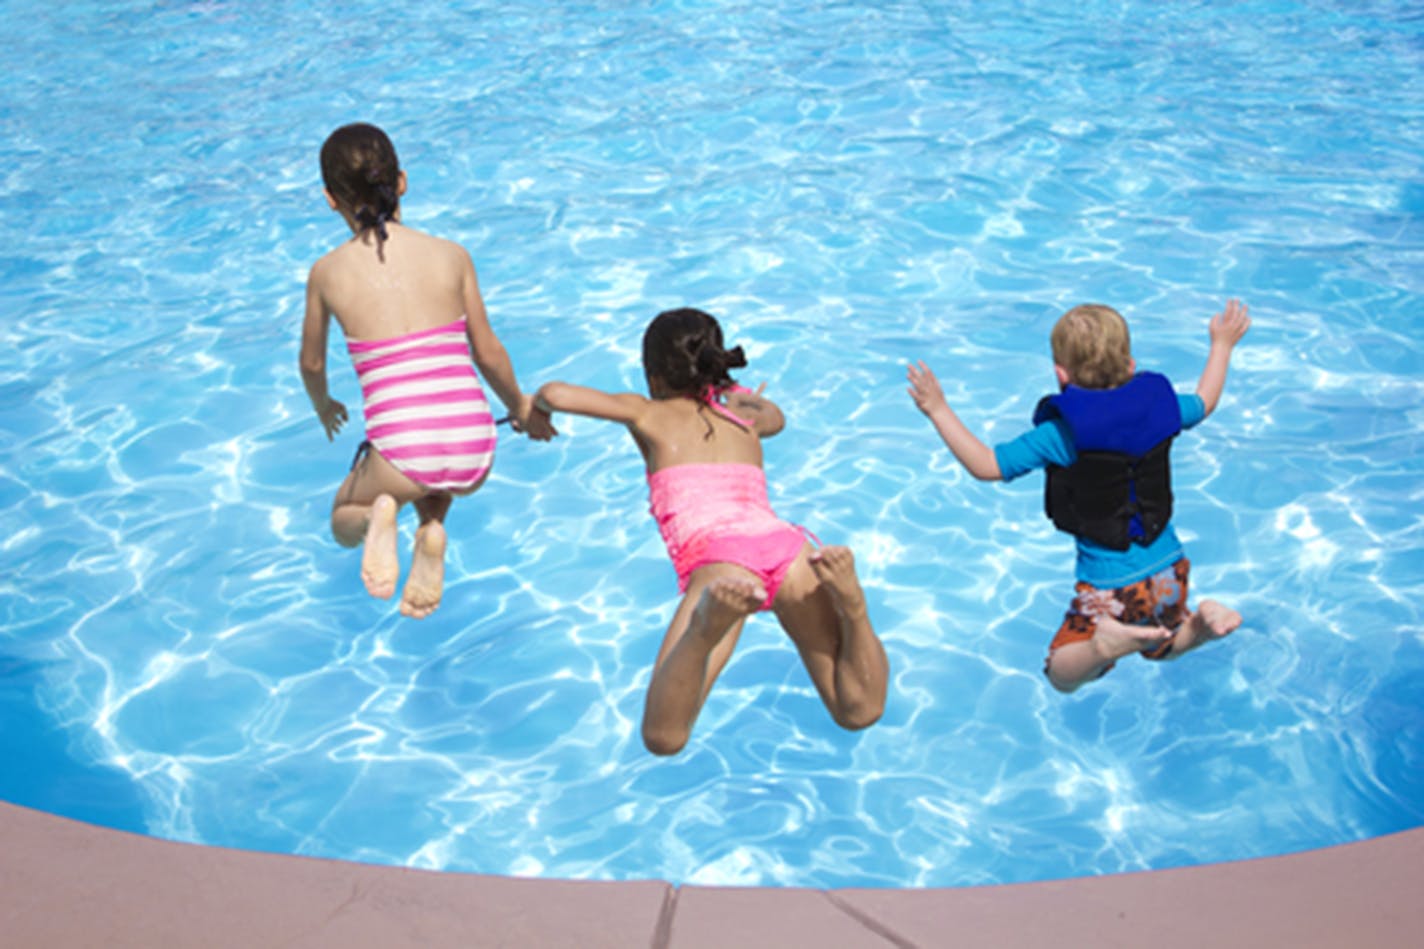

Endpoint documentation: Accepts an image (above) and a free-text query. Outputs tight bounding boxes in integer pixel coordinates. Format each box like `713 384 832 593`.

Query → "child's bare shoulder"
306 245 345 288
406 228 471 263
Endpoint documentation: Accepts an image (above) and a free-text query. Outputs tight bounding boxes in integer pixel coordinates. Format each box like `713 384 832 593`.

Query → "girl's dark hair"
320 123 401 255
641 307 747 397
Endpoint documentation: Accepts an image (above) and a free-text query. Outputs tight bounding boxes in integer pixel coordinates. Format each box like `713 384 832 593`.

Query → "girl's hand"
906 361 949 417
1208 299 1251 349
317 399 348 440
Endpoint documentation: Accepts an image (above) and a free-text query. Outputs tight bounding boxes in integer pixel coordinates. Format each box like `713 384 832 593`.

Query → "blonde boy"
908 300 1250 692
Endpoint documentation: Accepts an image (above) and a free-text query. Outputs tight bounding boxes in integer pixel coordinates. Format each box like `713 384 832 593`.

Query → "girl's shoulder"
402 226 468 257
307 243 349 287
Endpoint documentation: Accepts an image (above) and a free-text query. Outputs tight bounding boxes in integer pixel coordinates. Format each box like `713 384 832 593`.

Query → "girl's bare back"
312 224 471 341
632 391 778 473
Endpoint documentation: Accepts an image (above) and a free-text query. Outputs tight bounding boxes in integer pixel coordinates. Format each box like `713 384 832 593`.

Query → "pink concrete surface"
2 800 1421 948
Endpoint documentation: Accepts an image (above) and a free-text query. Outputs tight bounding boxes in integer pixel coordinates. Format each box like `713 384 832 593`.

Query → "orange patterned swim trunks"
1048 558 1191 664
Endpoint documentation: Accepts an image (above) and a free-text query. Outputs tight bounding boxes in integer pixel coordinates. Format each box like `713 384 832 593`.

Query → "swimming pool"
1 0 1421 889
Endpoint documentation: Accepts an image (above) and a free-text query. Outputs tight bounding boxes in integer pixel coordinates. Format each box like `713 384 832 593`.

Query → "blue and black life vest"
1031 371 1182 551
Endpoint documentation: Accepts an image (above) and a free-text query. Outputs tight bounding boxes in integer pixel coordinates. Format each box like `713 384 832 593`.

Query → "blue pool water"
2 0 1422 888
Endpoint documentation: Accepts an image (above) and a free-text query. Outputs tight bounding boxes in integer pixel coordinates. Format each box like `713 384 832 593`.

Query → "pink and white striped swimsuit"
346 318 496 492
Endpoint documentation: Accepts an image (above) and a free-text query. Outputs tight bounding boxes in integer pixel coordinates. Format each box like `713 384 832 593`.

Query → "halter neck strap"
698 384 754 428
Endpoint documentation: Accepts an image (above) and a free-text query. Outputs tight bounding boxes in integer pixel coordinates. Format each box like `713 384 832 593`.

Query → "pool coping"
2 800 1420 948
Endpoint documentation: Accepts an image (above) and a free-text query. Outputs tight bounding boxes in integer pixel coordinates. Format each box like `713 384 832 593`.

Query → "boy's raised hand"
1196 298 1251 417
1209 299 1251 349
907 361 949 416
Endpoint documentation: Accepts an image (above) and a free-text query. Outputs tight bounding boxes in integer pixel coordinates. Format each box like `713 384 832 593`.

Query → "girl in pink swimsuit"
533 308 889 755
300 123 554 618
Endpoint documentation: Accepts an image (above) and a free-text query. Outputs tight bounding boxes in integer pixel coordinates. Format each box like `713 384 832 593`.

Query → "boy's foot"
1194 600 1241 639
689 576 764 643
400 521 446 619
1169 599 1242 655
361 494 400 599
809 546 869 621
1091 614 1173 663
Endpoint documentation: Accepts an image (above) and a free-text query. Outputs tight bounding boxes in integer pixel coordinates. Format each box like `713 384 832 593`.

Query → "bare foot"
1168 599 1241 656
809 546 869 620
361 494 399 599
1194 600 1241 639
400 521 446 619
689 576 764 644
1091 614 1173 663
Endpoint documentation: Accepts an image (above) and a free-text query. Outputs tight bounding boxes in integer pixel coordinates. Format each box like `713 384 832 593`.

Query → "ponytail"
643 308 747 397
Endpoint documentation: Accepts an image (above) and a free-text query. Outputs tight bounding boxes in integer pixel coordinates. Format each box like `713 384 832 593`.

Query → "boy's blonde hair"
1050 304 1134 389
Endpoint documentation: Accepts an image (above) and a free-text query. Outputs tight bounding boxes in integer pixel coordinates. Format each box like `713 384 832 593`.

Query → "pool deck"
2 801 1420 948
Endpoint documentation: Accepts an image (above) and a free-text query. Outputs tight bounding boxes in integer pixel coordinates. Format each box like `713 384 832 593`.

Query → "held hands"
514 393 558 441
316 398 348 441
906 361 950 417
1209 299 1251 349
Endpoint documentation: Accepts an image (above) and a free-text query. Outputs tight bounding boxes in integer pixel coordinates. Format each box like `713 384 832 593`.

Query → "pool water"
2 0 1422 888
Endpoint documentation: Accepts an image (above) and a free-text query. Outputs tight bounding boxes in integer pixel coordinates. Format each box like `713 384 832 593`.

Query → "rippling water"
1 0 1422 888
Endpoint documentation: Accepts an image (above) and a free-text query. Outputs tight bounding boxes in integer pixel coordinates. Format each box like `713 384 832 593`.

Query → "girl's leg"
399 472 490 618
399 519 447 619
771 545 888 732
642 565 764 756
413 491 454 526
330 448 429 599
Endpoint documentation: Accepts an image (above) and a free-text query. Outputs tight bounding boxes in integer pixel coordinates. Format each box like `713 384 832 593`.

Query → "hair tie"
694 343 720 376
354 207 389 240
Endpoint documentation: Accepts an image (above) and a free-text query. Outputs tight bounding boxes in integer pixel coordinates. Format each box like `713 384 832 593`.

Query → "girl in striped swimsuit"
300 124 555 618
533 308 889 755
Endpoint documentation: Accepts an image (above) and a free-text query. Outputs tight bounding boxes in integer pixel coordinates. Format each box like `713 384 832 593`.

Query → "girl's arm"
534 381 651 427
460 253 555 440
724 384 785 437
1196 298 1250 418
907 361 1002 481
299 266 348 440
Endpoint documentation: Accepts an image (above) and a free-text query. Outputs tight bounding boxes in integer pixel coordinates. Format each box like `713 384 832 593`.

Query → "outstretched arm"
534 381 652 427
461 253 555 441
1196 298 1251 418
907 361 1001 481
299 266 348 441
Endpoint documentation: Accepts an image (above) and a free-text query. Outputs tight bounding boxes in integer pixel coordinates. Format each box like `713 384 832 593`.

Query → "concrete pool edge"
2 801 1420 948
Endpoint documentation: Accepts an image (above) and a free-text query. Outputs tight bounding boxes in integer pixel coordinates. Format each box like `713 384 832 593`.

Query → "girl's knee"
833 698 884 732
642 723 690 757
331 518 364 548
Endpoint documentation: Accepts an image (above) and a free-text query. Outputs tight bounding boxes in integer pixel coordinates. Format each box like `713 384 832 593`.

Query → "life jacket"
1031 371 1182 551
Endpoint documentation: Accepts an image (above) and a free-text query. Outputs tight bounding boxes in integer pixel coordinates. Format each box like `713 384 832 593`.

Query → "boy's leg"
771 546 888 732
1161 600 1241 658
1045 615 1173 693
642 565 762 756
